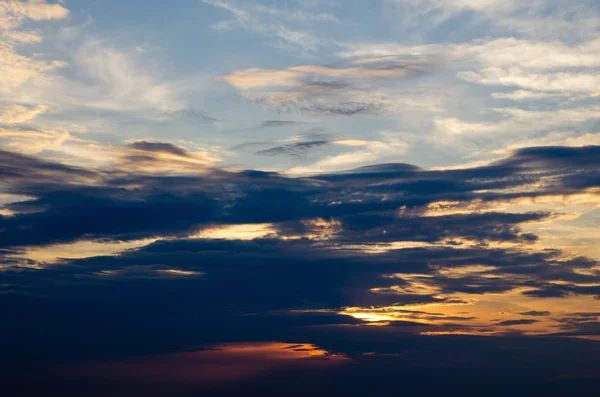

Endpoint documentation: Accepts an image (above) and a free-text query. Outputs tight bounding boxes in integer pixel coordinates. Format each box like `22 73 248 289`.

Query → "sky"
1 0 600 395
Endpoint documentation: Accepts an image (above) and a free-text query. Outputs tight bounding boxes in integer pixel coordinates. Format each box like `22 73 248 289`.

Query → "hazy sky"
1 1 600 395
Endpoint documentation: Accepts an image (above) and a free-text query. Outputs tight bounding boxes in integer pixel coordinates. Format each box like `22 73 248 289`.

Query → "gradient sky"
1 1 600 396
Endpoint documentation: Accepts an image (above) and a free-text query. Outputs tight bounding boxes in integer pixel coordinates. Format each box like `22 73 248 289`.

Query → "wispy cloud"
385 0 600 41
256 138 331 157
0 103 49 123
221 56 437 116
289 133 409 174
0 127 71 154
0 0 69 94
0 0 69 30
202 0 338 52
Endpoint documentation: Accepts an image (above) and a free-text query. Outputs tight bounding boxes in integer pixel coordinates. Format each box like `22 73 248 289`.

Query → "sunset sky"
1 1 600 395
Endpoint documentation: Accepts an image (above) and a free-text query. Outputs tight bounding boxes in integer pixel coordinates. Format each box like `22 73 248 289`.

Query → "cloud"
499 132 600 152
0 147 101 187
156 110 218 122
233 132 334 157
202 0 333 52
0 1 69 94
220 56 436 116
256 138 331 157
1 29 42 44
289 134 409 174
0 0 69 23
0 127 71 154
0 103 49 123
0 42 67 93
116 140 222 174
491 90 569 101
385 0 600 41
340 38 600 98
2 1 600 391
221 58 432 90
255 120 306 129
520 311 551 317
458 68 600 95
0 0 69 34
1 143 599 350
1 142 599 252
432 107 600 144
57 39 186 112
496 319 539 326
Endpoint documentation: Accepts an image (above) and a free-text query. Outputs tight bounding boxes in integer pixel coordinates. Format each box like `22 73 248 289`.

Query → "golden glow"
421 331 499 336
341 282 600 337
156 269 205 277
297 218 342 240
21 238 159 263
116 141 222 174
94 266 205 278
211 342 336 359
433 265 498 278
191 223 276 240
0 193 34 216
67 342 349 385
0 208 15 216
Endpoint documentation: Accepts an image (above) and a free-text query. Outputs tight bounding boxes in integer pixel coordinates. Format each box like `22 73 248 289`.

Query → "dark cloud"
522 288 572 298
127 141 191 157
256 138 331 157
497 319 539 326
520 311 551 316
256 120 306 129
301 211 550 244
232 131 333 155
2 144 600 394
0 149 100 188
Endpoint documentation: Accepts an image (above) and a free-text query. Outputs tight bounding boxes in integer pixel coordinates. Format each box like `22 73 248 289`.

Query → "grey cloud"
497 319 539 326
256 120 306 129
520 311 551 316
127 141 191 157
256 139 331 157
156 110 218 122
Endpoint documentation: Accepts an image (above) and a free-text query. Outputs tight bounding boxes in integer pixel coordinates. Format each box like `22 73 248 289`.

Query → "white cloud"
491 90 568 101
340 37 600 71
433 106 600 142
2 29 42 43
202 0 332 52
71 40 185 112
386 0 600 41
454 38 600 95
0 1 69 94
339 37 600 97
499 132 600 152
0 0 69 22
458 38 600 70
0 42 66 93
0 103 49 123
0 0 68 33
459 68 600 95
252 3 339 23
0 127 71 154
19 39 189 113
